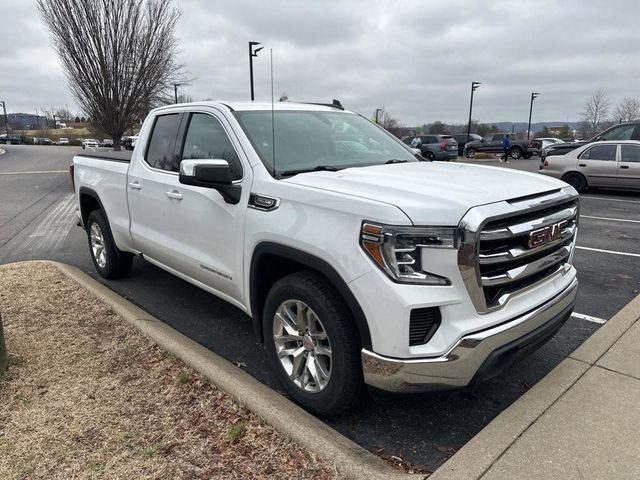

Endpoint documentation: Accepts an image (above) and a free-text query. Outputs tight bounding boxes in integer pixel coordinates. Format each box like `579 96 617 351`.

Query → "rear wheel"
562 172 588 193
86 210 133 279
466 148 476 158
425 151 436 161
509 147 522 159
263 271 362 416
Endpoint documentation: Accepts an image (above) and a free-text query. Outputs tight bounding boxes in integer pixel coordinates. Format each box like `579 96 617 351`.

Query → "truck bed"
76 151 133 162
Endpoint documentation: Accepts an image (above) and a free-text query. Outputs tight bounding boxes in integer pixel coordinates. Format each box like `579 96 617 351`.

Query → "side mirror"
179 159 241 204
595 136 604 141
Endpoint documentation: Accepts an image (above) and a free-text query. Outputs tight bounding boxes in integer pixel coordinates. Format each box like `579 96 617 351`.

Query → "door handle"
620 165 630 169
128 181 141 190
578 163 586 167
166 190 183 200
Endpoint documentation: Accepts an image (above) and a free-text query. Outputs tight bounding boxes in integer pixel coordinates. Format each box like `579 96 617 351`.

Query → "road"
1 145 639 471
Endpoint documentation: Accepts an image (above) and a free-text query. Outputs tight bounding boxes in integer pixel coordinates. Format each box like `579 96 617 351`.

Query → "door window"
621 144 640 162
600 125 634 141
181 113 243 181
579 144 617 161
145 113 182 171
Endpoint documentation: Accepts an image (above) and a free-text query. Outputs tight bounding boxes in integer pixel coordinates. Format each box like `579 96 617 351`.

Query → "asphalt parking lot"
1 145 638 472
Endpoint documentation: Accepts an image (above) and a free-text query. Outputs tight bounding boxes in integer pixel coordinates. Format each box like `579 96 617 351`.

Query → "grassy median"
0 262 336 479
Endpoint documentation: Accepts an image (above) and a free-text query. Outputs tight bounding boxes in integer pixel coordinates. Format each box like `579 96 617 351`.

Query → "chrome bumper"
361 278 578 393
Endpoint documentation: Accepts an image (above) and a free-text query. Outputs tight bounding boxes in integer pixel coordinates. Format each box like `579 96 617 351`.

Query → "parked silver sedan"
539 140 640 192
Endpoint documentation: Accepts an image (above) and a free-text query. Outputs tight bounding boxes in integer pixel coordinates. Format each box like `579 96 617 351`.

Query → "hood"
284 162 566 225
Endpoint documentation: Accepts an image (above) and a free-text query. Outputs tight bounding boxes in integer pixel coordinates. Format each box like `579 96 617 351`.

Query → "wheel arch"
78 187 106 228
249 242 372 350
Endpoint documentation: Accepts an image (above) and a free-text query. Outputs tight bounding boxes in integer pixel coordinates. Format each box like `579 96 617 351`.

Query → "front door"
619 144 640 190
576 144 619 188
161 110 250 305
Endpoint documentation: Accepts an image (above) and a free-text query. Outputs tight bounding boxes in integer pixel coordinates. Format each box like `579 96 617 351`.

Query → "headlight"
360 222 457 285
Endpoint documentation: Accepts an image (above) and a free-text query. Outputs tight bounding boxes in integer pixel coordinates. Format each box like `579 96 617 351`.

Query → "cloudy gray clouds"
2 0 640 125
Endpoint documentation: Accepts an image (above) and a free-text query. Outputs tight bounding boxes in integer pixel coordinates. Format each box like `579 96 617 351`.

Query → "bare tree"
375 107 402 137
37 0 186 150
581 89 610 137
612 97 640 123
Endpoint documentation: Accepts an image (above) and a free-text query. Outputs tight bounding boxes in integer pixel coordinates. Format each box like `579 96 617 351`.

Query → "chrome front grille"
458 187 579 313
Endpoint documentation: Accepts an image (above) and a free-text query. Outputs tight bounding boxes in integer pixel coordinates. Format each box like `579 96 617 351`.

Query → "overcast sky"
2 0 639 126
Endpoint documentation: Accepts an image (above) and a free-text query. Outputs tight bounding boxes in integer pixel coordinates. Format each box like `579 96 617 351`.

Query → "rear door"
618 144 640 190
127 112 184 264
577 144 618 187
485 134 503 153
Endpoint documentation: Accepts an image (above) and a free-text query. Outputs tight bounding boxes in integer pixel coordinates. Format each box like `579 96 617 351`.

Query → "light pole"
527 92 540 140
249 41 263 101
375 108 382 124
0 101 8 137
466 82 481 142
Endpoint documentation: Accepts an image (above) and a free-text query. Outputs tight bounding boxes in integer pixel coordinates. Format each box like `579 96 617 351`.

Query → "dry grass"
0 262 337 480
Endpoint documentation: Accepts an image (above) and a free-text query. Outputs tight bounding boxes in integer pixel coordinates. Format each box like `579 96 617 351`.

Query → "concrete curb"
44 261 423 480
428 293 640 480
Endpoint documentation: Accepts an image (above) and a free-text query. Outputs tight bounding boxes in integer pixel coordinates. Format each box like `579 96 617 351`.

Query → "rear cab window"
145 113 182 172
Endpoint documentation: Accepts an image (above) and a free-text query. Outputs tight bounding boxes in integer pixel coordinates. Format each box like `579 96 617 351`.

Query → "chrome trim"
478 225 575 265
480 205 577 241
179 158 229 176
458 186 579 313
361 278 577 392
481 246 571 287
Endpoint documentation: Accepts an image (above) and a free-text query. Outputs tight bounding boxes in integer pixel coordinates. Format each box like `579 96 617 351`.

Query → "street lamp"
0 101 8 137
527 92 540 140
249 41 263 101
466 82 481 142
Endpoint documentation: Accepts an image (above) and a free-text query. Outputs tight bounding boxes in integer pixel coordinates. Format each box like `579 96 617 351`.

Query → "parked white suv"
72 101 579 415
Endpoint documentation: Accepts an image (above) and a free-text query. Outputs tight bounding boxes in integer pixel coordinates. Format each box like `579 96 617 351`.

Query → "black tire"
263 271 362 416
86 210 133 279
466 148 476 158
425 151 436 161
509 147 522 159
523 153 532 159
562 172 588 193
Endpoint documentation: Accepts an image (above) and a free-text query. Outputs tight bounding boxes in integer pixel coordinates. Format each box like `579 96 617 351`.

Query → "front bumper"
361 278 577 392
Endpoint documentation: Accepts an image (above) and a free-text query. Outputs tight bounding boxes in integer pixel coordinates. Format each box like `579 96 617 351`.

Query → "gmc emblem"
528 220 568 248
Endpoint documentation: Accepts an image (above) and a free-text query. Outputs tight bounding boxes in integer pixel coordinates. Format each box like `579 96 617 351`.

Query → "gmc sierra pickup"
72 101 579 415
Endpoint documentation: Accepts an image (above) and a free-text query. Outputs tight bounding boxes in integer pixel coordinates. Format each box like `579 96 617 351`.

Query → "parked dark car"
0 135 23 145
401 134 458 161
453 133 483 156
541 122 640 160
464 133 541 159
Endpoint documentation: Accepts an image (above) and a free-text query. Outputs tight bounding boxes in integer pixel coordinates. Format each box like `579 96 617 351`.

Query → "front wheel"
466 148 476 158
263 271 362 416
86 210 133 279
562 172 588 193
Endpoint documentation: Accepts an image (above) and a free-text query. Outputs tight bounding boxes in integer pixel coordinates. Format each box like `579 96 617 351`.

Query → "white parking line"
580 215 640 224
576 246 640 258
571 312 607 324
581 196 640 204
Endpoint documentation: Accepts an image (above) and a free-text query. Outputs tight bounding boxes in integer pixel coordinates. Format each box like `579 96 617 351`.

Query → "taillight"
69 164 75 191
440 142 447 151
528 140 533 148
543 159 549 168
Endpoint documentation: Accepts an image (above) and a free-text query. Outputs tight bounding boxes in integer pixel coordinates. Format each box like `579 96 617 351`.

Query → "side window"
621 144 640 162
145 113 182 171
580 144 617 161
420 136 430 144
601 125 634 141
181 113 243 181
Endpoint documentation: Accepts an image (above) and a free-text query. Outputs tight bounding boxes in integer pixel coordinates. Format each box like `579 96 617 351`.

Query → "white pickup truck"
72 101 579 415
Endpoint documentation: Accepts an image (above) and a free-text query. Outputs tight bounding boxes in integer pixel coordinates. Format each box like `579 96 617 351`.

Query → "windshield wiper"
384 159 409 164
280 165 340 177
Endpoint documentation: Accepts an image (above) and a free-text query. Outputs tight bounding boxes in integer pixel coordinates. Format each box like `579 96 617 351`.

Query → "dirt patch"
0 262 337 479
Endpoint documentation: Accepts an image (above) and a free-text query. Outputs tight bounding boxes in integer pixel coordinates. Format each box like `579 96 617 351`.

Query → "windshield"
233 110 417 177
